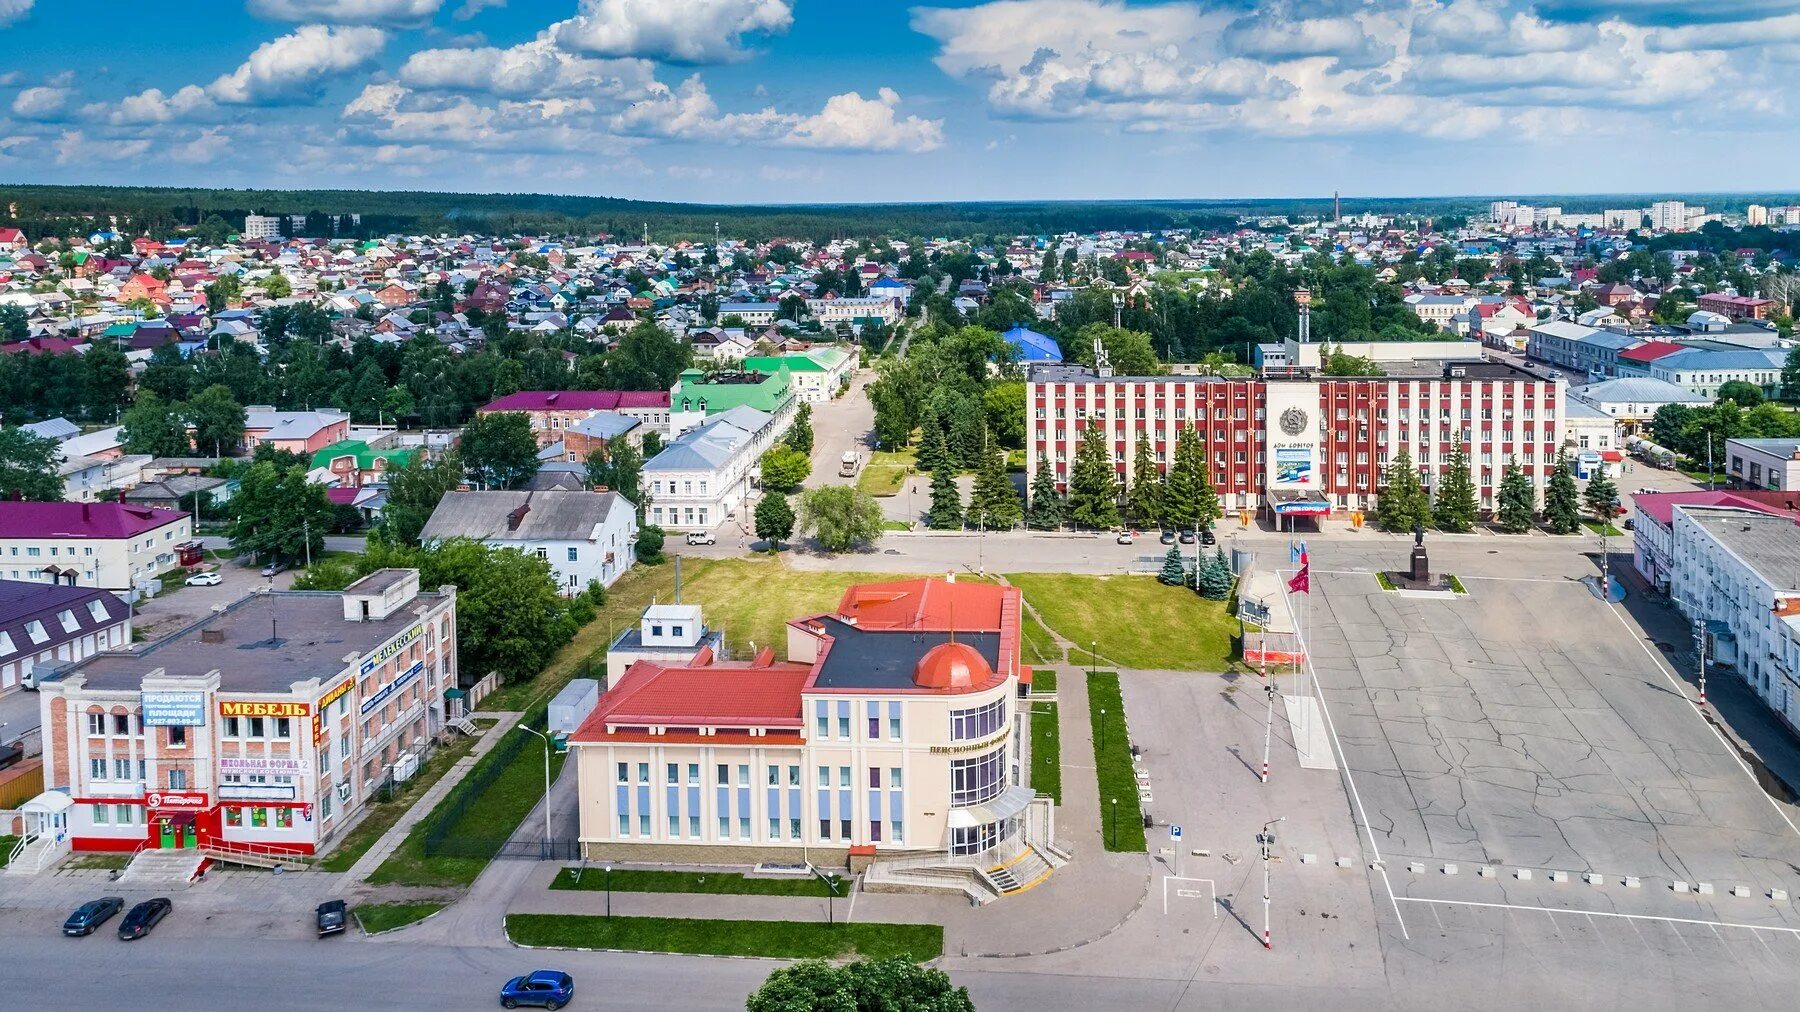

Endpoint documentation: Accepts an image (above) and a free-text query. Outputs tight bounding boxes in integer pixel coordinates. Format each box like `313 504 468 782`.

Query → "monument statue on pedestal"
1410 523 1431 585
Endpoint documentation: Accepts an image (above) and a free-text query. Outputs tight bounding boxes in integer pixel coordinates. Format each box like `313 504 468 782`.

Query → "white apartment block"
1670 506 1800 732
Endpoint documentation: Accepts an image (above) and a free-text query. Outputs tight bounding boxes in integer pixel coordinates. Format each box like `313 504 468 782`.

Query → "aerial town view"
3 1 1800 1009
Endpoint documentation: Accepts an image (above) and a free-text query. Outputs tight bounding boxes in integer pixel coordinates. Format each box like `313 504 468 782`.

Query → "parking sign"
1171 824 1182 840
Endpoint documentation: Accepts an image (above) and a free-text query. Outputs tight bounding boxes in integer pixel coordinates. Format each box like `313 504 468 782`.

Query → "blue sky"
2 0 1798 205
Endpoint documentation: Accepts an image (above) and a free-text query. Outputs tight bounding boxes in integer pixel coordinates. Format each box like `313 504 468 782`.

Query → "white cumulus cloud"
0 0 33 27
247 0 443 27
552 0 793 63
11 85 70 120
209 23 388 104
399 35 656 100
613 76 943 152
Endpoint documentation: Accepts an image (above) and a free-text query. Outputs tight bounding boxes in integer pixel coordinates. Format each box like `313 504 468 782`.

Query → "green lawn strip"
1031 667 1057 694
1030 702 1062 804
1087 672 1146 852
1375 571 1396 591
64 853 132 870
1583 520 1624 537
1009 573 1235 671
1446 574 1468 594
551 867 845 897
317 732 479 872
505 914 942 961
0 835 14 867
1019 607 1063 666
369 719 568 888
354 902 444 934
858 448 918 497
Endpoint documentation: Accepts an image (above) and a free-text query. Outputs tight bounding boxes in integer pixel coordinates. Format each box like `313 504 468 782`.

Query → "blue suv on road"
499 970 574 1009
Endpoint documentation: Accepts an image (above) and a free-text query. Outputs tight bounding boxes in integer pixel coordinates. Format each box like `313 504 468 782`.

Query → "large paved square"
1308 571 1800 909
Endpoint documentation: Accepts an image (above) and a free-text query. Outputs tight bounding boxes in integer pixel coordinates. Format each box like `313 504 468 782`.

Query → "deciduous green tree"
0 426 65 501
786 403 814 454
760 444 812 493
754 491 795 549
120 391 190 457
747 957 974 1012
585 440 644 507
797 486 884 553
459 411 539 489
81 338 131 421
379 451 465 547
226 461 333 566
187 383 246 457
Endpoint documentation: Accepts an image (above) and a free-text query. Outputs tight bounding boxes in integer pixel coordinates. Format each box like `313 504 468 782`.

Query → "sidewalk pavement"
339 711 524 884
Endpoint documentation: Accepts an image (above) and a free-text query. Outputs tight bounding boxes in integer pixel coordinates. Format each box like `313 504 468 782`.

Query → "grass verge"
1447 574 1468 594
1020 607 1063 666
1375 571 1396 591
1031 667 1057 694
1087 672 1146 852
0 835 14 867
64 853 131 871
1583 520 1624 537
354 902 443 934
369 718 567 888
1031 702 1062 804
317 732 479 872
506 914 942 961
551 867 845 896
1009 572 1235 671
857 448 917 497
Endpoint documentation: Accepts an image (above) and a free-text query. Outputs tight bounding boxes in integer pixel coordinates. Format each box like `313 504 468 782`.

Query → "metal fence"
420 705 551 860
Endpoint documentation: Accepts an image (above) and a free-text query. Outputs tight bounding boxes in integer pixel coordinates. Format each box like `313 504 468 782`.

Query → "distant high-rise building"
1649 201 1695 232
1603 209 1642 229
241 214 283 240
1746 204 1769 226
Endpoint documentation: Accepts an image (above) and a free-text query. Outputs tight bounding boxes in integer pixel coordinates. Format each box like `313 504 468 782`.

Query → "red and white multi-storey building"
1026 360 1566 521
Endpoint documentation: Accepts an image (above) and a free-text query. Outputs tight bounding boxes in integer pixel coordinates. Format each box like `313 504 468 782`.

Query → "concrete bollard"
1409 862 1425 874
1732 886 1750 898
1479 865 1496 878
1336 856 1352 868
1444 864 1458 876
1548 870 1567 883
1300 853 1316 865
1771 889 1788 902
1624 877 1640 889
1673 881 1690 893
1516 869 1533 881
1697 883 1715 895
1585 873 1604 886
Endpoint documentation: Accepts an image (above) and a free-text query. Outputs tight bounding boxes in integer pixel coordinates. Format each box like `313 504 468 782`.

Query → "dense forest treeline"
4 183 1798 245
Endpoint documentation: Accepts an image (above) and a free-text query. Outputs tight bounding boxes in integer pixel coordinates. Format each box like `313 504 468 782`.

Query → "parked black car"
316 899 347 937
63 896 124 936
118 898 171 940
1200 527 1217 546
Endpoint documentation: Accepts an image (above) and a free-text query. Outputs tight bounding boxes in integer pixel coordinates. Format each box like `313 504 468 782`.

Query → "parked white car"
686 531 717 546
186 571 222 586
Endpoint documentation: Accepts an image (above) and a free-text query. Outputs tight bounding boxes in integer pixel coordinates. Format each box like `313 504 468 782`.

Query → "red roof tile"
570 659 811 740
835 578 1012 632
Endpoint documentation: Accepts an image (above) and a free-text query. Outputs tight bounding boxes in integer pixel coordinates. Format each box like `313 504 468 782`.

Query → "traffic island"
505 913 943 960
1087 672 1147 853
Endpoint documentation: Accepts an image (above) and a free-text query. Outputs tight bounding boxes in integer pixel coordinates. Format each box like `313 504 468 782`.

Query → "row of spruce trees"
1376 445 1618 535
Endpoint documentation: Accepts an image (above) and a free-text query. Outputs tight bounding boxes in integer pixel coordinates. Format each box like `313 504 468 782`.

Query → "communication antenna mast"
1093 336 1113 378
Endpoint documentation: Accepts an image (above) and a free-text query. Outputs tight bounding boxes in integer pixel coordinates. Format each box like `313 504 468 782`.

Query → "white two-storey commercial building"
1669 505 1800 731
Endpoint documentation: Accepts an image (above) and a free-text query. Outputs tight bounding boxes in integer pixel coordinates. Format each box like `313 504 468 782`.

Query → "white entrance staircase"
4 833 70 876
117 847 206 886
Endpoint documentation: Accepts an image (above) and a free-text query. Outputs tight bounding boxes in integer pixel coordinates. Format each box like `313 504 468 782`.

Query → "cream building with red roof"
570 577 1064 899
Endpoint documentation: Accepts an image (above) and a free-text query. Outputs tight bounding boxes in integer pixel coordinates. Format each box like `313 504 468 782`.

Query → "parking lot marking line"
1292 579 1409 940
1160 875 1218 918
1392 896 1800 940
1586 913 1609 948
1604 601 1800 844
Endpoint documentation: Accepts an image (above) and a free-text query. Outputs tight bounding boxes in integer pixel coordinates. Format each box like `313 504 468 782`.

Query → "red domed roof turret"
914 641 990 690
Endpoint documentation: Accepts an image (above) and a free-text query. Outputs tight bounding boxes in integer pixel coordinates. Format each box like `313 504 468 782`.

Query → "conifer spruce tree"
1496 456 1536 534
1432 444 1479 533
1162 426 1203 530
925 464 964 530
1584 466 1620 526
1544 448 1582 534
1125 439 1162 529
1158 544 1186 586
1026 458 1065 531
1067 423 1121 530
969 441 1023 530
1377 449 1429 532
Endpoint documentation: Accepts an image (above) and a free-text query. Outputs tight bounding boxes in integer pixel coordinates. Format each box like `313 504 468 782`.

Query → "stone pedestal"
1410 545 1431 585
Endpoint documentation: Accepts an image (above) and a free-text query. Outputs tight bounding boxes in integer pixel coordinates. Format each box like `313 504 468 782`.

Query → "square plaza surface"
1306 570 1800 915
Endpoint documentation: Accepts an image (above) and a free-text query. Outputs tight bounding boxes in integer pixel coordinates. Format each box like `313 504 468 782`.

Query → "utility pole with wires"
1259 817 1285 950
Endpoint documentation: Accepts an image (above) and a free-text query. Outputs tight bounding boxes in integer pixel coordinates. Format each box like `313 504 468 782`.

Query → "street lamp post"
1098 706 1107 756
1259 816 1286 951
1261 678 1275 784
515 725 554 855
1110 798 1118 849
604 864 613 917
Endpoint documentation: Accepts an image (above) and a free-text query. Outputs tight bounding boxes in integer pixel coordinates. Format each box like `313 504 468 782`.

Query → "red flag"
1287 564 1310 594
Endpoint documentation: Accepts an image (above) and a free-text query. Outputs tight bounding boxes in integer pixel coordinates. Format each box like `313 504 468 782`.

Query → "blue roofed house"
1000 325 1062 363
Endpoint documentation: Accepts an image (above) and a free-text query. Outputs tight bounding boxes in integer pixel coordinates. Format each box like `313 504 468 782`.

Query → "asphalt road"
802 370 875 491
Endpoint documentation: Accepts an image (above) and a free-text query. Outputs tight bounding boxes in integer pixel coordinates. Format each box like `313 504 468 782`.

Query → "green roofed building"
311 439 418 487
739 346 853 403
669 367 798 439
